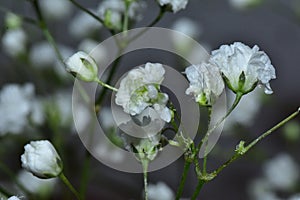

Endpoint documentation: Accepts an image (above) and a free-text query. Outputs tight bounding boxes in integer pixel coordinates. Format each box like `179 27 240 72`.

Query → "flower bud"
21 140 63 179
65 51 99 82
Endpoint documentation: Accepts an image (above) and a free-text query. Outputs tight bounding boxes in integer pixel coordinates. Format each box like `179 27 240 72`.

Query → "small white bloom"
229 0 262 10
2 28 26 57
65 51 99 82
40 0 73 20
21 140 63 179
0 83 34 135
7 196 21 200
29 42 56 68
172 17 202 39
17 170 56 195
210 42 276 94
115 63 172 122
263 153 299 190
158 0 188 13
185 62 224 106
69 11 101 39
30 99 45 126
148 182 174 200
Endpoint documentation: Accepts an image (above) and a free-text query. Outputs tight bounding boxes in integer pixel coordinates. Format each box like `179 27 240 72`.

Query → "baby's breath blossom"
263 153 299 190
0 83 34 135
39 0 72 20
2 28 27 57
148 182 174 200
115 63 172 122
185 62 224 106
158 0 188 13
21 140 63 179
210 42 276 95
65 51 99 82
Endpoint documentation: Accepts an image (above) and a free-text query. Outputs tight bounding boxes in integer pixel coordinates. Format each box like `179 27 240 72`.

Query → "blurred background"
0 0 300 199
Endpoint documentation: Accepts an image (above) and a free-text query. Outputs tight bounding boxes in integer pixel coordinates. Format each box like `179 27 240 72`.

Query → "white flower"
148 182 174 200
263 153 299 190
210 42 276 94
158 0 188 13
229 0 262 10
69 11 101 39
115 63 172 122
65 51 99 82
185 62 225 106
2 28 26 57
30 99 45 126
0 83 34 135
7 196 21 200
29 42 56 68
21 140 63 179
17 170 56 195
40 0 73 20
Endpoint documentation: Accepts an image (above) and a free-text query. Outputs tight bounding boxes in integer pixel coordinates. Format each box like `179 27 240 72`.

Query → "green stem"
141 159 149 200
198 92 243 154
0 6 37 26
95 53 123 109
95 79 118 92
191 180 205 200
79 153 91 199
59 173 82 200
69 0 104 24
214 107 300 176
123 1 130 32
0 184 12 198
175 161 191 200
202 106 212 174
31 0 64 65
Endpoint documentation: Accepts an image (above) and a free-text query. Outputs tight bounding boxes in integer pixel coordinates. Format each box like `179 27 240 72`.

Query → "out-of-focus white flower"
30 99 45 126
65 51 99 82
2 28 27 57
185 62 225 106
224 88 262 129
115 63 172 122
210 42 276 94
247 178 280 200
229 0 262 10
78 39 107 64
171 17 203 59
158 0 188 13
94 141 124 163
263 153 299 190
0 83 34 135
30 42 56 68
40 0 73 20
148 182 174 200
98 0 146 30
69 11 101 39
289 194 300 200
172 17 202 39
17 170 56 195
21 140 63 179
7 196 21 200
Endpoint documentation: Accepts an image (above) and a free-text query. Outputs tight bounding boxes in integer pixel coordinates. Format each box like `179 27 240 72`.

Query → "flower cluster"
185 42 276 106
115 62 173 122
